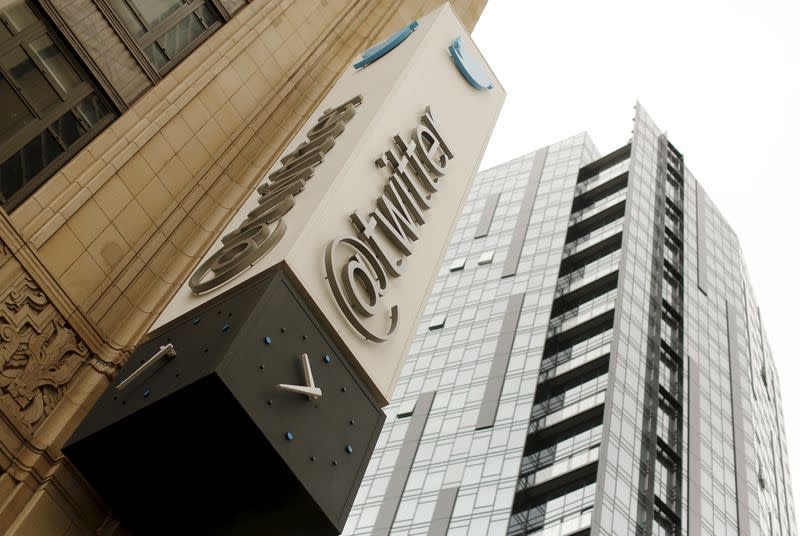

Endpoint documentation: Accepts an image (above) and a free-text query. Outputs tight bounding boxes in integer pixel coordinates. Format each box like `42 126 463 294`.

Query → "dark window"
0 1 115 211
107 0 222 75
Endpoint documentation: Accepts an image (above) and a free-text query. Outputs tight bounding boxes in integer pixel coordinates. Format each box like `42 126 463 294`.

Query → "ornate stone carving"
0 238 11 268
0 273 89 429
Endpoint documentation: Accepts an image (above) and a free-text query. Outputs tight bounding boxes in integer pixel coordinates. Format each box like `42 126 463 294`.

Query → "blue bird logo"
449 36 494 90
354 21 419 69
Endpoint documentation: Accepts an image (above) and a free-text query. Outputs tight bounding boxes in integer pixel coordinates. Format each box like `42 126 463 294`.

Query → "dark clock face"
212 276 386 529
65 270 384 534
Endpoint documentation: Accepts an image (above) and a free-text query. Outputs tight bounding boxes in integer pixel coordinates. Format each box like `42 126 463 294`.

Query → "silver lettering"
350 210 406 277
393 134 440 191
324 235 397 342
221 196 294 245
189 94 362 293
280 135 336 167
259 167 313 192
377 150 432 210
374 180 419 255
421 107 453 159
267 151 324 182
308 95 362 140
413 126 447 178
190 220 287 293
387 173 425 225
326 105 454 342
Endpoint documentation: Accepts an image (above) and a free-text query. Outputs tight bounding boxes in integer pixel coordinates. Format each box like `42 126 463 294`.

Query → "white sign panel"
155 4 505 405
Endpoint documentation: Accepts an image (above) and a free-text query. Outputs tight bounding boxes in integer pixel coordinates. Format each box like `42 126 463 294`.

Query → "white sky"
472 0 800 522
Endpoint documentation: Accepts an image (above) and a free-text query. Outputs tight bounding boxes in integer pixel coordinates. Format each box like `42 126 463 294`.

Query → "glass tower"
342 104 795 536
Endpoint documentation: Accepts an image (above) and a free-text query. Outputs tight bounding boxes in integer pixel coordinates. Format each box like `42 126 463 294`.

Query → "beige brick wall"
0 1 486 533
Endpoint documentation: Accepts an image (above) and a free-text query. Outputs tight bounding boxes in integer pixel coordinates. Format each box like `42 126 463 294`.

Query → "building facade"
0 1 489 534
344 104 796 536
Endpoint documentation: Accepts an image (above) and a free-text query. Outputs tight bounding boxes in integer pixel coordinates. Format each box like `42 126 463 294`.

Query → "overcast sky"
472 0 800 520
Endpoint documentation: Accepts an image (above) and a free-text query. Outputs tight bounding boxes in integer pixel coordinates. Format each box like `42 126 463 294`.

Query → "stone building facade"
0 1 487 533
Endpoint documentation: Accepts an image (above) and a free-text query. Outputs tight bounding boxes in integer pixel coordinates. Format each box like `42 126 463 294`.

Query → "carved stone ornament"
0 273 89 429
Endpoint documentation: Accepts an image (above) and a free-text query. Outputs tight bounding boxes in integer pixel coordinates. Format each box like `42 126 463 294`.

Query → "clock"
276 353 322 399
65 269 385 535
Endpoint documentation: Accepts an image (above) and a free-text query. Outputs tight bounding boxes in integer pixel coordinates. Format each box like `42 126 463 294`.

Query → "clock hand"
276 353 323 399
301 353 316 389
277 383 322 399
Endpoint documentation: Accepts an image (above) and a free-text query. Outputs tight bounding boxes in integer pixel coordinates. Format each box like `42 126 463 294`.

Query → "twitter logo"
354 21 419 69
449 36 494 90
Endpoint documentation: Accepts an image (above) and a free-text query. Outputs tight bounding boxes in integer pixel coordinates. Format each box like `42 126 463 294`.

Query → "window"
428 314 446 330
477 250 494 265
107 0 222 74
396 399 415 418
0 1 115 210
449 257 466 271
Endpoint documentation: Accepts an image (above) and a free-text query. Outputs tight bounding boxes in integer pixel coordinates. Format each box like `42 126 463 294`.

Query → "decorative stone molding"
0 273 89 431
0 240 10 268
0 208 125 369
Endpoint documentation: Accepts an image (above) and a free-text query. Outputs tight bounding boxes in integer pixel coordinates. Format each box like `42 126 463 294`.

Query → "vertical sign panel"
156 4 506 406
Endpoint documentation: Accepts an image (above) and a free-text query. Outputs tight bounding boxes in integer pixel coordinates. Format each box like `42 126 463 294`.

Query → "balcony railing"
577 158 630 193
539 342 611 384
529 508 592 536
569 188 627 227
549 290 616 337
574 170 628 207
563 220 625 260
529 390 607 435
555 259 620 301
542 327 613 368
517 445 600 492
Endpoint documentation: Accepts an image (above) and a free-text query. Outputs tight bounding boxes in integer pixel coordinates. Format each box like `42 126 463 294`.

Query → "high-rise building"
344 104 796 536
0 1 492 534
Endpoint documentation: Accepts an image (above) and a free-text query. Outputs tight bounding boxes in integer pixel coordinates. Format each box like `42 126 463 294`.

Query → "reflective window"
477 249 494 265
0 1 115 210
428 314 446 330
450 257 466 271
107 0 222 75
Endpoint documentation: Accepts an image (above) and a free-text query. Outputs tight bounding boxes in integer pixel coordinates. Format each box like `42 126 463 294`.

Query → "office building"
0 1 493 534
344 104 796 536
